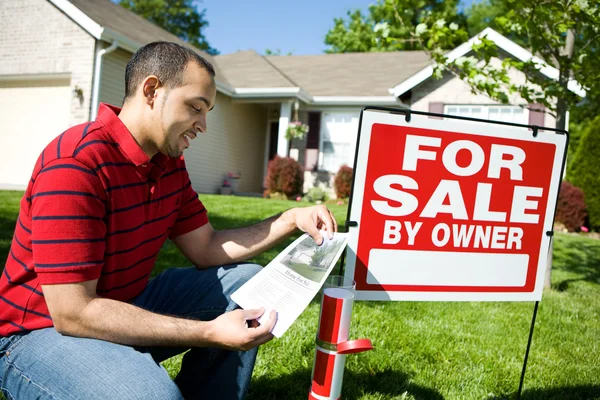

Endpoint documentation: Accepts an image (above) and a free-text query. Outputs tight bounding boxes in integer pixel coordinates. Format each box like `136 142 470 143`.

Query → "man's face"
155 62 216 158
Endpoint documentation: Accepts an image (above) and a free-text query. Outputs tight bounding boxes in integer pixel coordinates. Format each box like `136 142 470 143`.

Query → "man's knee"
86 351 182 400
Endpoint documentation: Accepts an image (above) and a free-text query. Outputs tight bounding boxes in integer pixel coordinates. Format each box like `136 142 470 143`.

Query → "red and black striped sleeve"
30 158 107 285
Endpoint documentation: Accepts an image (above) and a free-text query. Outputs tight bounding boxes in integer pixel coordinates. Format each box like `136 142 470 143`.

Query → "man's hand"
207 308 277 351
174 205 339 268
288 205 338 245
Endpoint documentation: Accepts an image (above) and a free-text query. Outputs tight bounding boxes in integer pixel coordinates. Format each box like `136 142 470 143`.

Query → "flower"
581 226 589 232
296 196 302 202
227 171 241 179
374 22 390 38
222 179 231 187
449 22 458 30
415 23 427 36
285 121 309 140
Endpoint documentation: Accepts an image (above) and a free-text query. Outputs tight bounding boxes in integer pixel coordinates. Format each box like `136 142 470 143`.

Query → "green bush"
305 185 329 203
263 156 304 199
567 115 600 230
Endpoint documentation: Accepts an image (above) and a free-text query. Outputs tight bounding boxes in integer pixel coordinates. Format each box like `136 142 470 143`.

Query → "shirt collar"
96 103 151 167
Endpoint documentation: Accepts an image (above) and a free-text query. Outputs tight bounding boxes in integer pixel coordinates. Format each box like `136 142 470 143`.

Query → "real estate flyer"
231 231 349 337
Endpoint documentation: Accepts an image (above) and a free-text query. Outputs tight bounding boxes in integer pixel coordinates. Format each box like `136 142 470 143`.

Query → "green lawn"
1 191 599 399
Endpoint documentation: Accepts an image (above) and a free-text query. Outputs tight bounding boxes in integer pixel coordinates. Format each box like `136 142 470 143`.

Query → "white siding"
99 47 132 108
185 92 267 194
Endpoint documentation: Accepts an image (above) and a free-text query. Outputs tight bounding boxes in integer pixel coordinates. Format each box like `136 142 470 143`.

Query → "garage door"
320 112 359 172
0 78 71 188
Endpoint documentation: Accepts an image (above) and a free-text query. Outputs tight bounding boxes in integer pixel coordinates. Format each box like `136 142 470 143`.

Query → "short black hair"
123 41 216 102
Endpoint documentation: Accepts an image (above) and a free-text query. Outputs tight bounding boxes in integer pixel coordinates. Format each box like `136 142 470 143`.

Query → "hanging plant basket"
286 121 310 141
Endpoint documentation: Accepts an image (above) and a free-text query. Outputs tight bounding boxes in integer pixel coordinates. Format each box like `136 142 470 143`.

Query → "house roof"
265 51 431 97
47 2 585 106
213 50 431 97
214 50 294 89
49 0 229 87
50 0 424 104
212 50 430 103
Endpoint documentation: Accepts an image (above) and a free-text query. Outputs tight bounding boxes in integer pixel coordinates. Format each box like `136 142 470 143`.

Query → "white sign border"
344 108 567 302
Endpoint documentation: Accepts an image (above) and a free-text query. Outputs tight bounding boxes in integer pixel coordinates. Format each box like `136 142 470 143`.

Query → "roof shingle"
265 52 431 97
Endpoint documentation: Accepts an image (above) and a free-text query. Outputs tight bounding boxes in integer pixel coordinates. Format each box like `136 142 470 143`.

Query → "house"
0 0 584 195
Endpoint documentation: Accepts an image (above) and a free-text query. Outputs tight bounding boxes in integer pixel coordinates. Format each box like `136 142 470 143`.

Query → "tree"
465 0 507 37
567 115 600 231
414 0 599 131
324 0 466 53
396 0 600 288
311 246 328 268
118 0 218 55
464 0 530 47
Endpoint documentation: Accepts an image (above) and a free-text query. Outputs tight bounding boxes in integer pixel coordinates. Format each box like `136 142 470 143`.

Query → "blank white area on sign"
367 249 529 287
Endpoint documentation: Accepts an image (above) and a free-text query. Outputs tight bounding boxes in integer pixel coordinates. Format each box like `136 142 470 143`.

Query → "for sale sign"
344 109 567 301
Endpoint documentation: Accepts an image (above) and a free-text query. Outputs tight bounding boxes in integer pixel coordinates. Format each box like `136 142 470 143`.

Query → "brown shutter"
428 102 444 119
528 103 545 127
304 112 321 171
306 112 321 149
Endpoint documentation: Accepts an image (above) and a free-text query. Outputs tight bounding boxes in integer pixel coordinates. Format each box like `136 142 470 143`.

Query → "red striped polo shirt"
0 103 209 336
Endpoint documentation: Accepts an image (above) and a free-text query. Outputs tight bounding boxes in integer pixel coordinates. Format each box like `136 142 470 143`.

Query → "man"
0 42 337 399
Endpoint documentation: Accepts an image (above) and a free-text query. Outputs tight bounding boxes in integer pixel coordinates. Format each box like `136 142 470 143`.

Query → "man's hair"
123 41 216 102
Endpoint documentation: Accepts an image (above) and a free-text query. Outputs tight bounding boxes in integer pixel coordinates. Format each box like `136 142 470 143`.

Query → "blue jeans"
0 263 263 400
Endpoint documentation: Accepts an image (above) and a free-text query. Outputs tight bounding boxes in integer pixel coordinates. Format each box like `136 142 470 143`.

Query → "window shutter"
429 102 444 119
528 103 545 127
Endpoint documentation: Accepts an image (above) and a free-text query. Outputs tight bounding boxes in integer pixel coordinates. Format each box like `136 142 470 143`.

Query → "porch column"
277 101 292 157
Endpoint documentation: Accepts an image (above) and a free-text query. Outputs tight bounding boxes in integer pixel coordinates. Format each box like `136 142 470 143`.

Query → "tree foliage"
413 0 600 130
118 0 218 55
324 0 466 52
466 0 507 36
567 115 600 231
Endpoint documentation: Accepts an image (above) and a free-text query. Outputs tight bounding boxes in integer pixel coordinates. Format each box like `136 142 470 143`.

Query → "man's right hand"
207 308 276 351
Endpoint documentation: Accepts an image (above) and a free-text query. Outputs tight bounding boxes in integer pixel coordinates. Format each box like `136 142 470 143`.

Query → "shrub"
334 165 353 199
555 181 587 232
567 115 600 230
263 156 304 199
305 185 329 203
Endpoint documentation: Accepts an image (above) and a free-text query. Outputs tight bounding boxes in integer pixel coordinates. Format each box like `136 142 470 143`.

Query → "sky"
200 0 478 56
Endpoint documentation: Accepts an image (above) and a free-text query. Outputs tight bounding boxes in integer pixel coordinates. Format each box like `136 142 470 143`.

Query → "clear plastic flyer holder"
308 276 373 400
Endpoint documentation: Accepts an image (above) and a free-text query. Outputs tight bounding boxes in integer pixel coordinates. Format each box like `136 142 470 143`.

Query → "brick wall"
0 0 96 125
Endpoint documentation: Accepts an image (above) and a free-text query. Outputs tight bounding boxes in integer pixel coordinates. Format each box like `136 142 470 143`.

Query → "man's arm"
42 279 276 350
172 205 338 268
31 159 275 350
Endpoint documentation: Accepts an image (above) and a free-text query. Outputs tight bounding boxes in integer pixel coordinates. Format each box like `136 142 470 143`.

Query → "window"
320 113 359 172
444 105 528 125
322 141 353 172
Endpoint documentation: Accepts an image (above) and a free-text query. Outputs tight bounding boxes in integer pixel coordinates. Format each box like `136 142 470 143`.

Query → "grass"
1 191 599 399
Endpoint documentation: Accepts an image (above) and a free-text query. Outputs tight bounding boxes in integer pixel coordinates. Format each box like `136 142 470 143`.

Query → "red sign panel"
345 111 566 301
